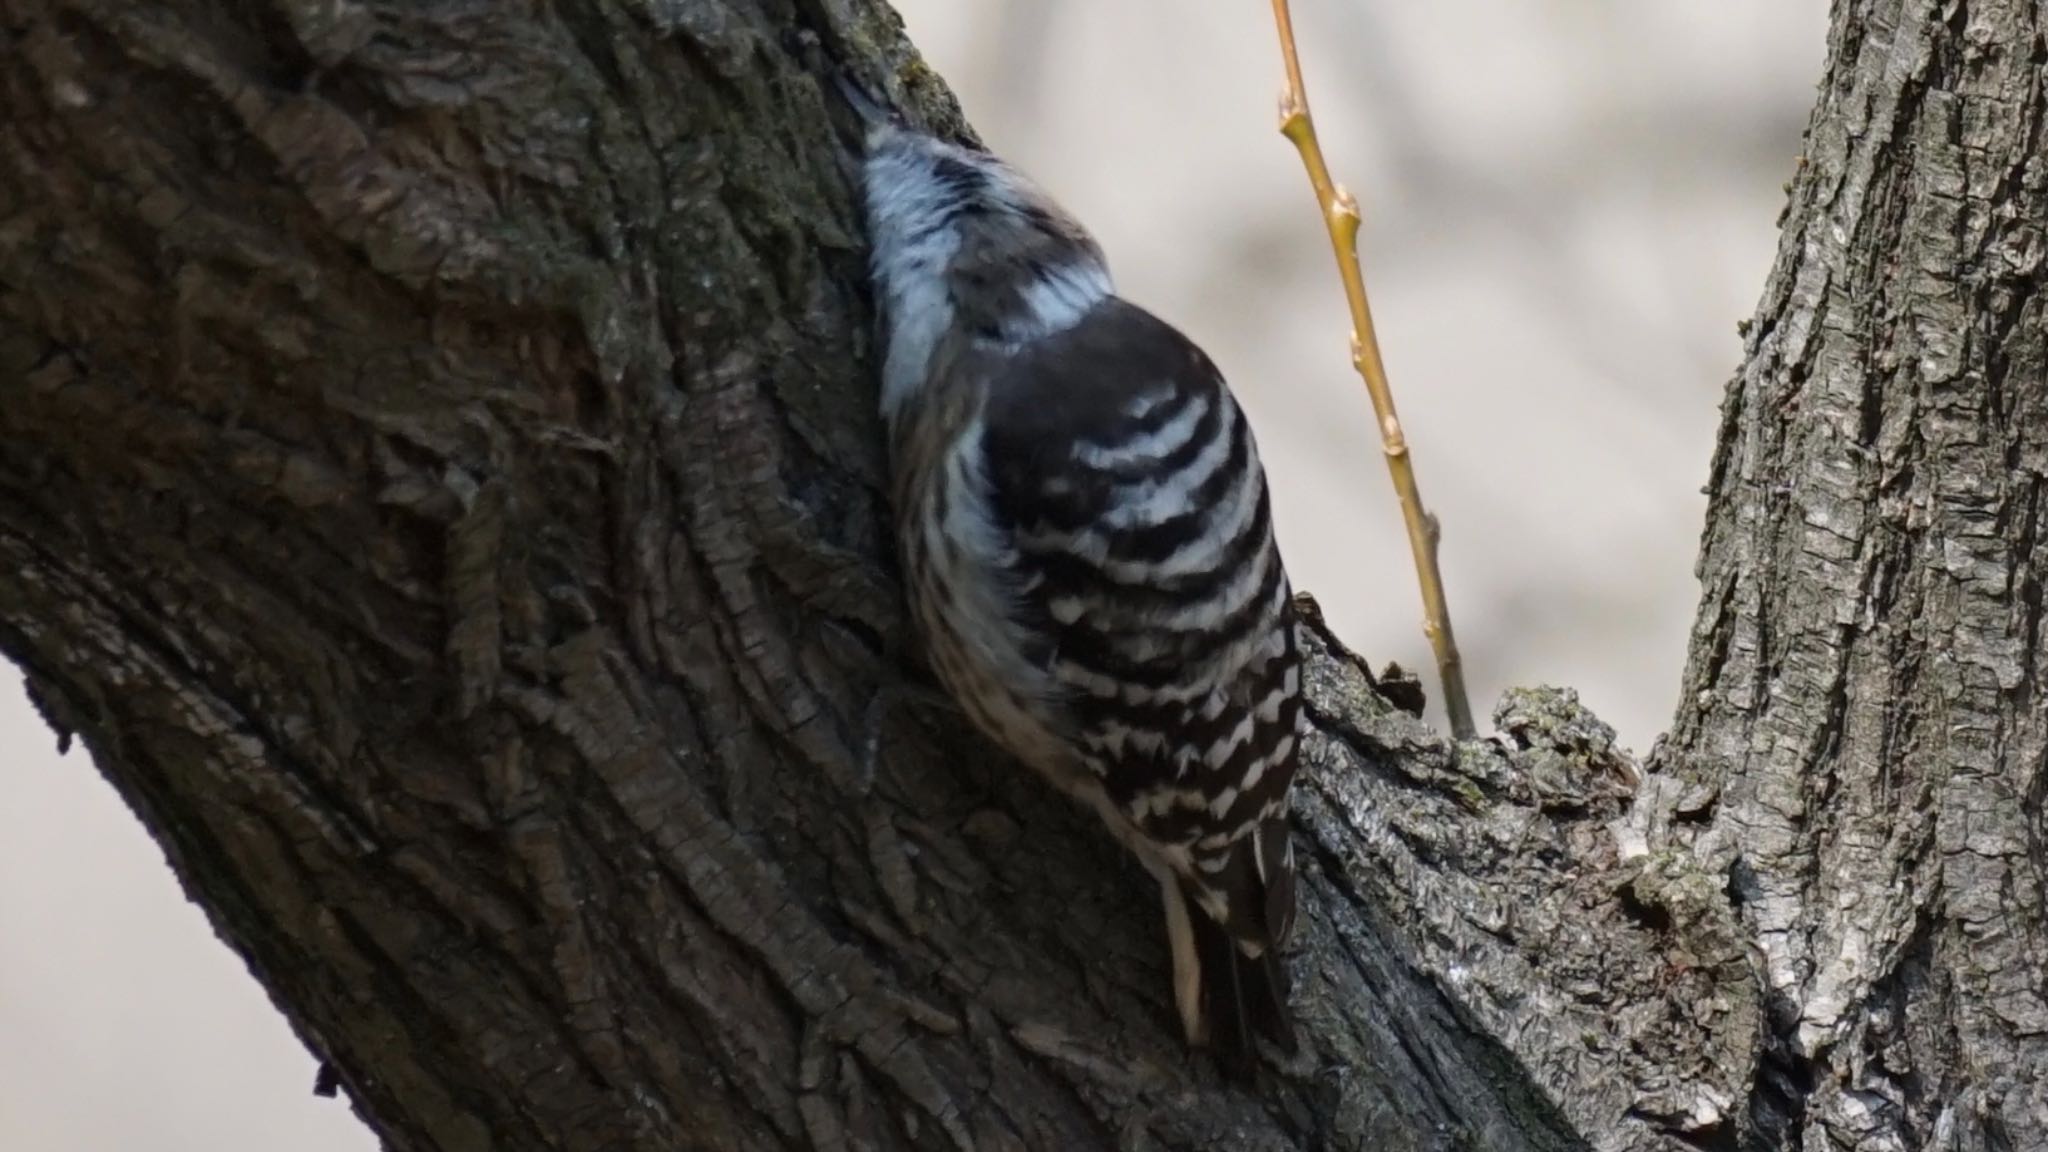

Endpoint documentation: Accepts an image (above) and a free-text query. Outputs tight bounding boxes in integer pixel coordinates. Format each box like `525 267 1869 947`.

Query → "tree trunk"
1656 1 2048 1147
0 1 2036 1150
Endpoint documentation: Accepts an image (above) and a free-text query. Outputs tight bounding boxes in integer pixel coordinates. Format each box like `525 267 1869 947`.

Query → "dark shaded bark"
0 1 2036 1151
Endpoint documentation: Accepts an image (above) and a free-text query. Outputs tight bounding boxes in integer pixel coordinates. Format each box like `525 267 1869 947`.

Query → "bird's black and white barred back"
846 83 1305 1067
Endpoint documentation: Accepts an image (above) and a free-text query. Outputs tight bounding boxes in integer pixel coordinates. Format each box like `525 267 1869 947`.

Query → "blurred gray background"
0 4 1825 1148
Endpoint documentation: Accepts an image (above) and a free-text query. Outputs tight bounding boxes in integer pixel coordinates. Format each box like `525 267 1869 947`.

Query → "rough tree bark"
0 1 2038 1150
1654 2 2048 1147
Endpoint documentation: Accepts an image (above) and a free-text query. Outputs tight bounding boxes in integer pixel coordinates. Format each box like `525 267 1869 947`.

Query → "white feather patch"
1011 262 1113 342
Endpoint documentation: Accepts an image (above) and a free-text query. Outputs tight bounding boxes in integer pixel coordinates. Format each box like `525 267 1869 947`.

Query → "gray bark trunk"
1657 1 2048 1148
0 1 2035 1150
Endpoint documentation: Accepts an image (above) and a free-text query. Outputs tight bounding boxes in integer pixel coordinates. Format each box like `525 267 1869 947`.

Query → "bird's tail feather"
1187 891 1297 1077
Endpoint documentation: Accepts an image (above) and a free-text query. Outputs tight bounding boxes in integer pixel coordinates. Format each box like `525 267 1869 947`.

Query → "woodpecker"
843 79 1303 1068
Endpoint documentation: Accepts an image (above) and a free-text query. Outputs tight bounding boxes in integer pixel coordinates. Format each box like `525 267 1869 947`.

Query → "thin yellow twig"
1268 0 1475 739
